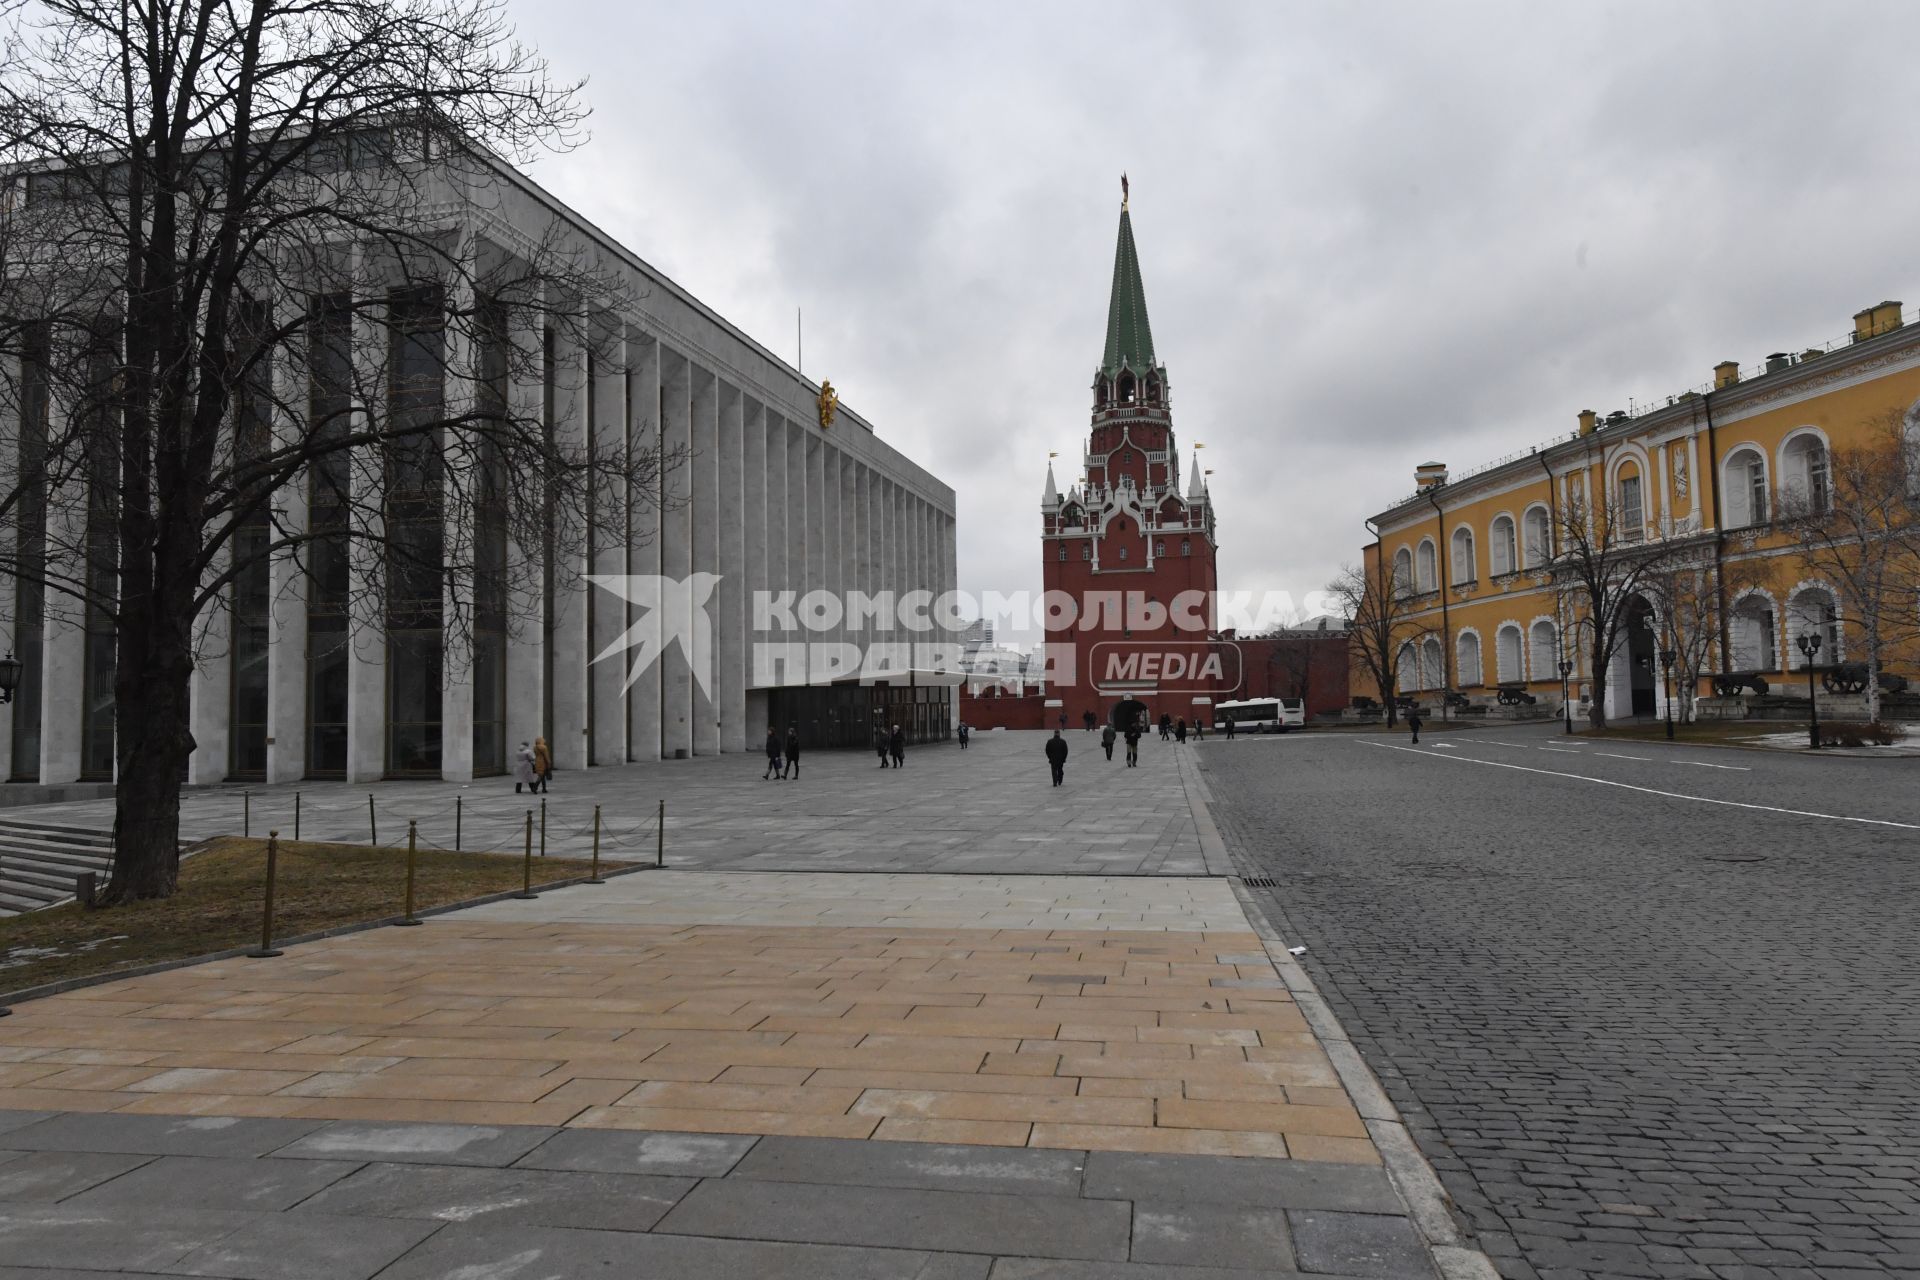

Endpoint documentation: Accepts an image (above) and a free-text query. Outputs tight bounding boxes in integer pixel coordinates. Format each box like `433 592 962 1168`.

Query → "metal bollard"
657 798 665 868
244 789 251 838
396 820 422 926
294 791 301 842
539 797 547 858
589 805 604 884
455 795 462 853
513 809 536 899
368 794 378 845
248 831 284 958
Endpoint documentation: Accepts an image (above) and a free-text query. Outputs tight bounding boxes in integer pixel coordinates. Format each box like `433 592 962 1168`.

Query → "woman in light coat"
513 742 537 793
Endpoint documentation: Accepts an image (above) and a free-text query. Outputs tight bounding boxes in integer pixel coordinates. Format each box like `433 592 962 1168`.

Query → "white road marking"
1594 752 1653 761
1537 747 1584 754
1674 760 1750 771
1363 741 1920 829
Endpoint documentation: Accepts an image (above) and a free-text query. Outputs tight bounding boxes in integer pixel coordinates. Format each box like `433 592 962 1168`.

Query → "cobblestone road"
1201 725 1920 1280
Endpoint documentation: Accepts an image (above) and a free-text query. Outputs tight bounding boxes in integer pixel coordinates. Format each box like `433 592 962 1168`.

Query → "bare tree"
0 0 682 901
1641 555 1773 723
1548 486 1689 729
1777 412 1920 723
1331 556 1419 726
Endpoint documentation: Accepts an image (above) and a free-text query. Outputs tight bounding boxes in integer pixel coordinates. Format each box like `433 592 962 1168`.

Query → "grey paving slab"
0 1149 152 1202
1287 1210 1435 1278
655 1177 1130 1261
1082 1151 1404 1214
0 1204 257 1272
1132 1203 1296 1271
10 730 1209 876
295 1160 692 1232
988 1262 1288 1279
0 1113 323 1158
372 1221 980 1280
0 1112 55 1138
513 1127 755 1177
167 1210 440 1280
269 1120 555 1167
730 1135 1087 1197
61 1154 361 1212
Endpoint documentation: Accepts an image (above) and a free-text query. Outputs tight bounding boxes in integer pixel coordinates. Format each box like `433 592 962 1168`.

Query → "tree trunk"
1587 641 1609 729
103 609 196 905
1865 635 1883 725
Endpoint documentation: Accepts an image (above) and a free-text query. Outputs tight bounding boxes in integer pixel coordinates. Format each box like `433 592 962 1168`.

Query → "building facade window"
1731 594 1778 671
1783 433 1830 513
1786 587 1840 667
1181 538 1190 556
10 327 49 781
228 300 273 779
1415 539 1437 593
1523 505 1550 566
1393 546 1413 596
1496 624 1524 683
1618 472 1643 541
383 284 447 777
1725 448 1768 527
1457 632 1483 687
305 294 353 777
1490 515 1517 576
1450 527 1475 584
1529 620 1557 681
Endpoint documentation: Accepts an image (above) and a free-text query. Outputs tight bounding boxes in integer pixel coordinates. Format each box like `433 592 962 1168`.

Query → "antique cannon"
1821 662 1910 696
1495 684 1537 706
1711 671 1770 697
1442 689 1472 710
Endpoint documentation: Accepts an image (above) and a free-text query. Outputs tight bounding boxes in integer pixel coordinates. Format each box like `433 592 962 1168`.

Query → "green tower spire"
1100 196 1158 378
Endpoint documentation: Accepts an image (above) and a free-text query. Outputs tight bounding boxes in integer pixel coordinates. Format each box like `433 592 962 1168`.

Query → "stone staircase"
0 818 116 915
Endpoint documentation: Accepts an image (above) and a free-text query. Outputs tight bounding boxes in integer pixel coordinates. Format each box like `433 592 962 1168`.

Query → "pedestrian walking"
1058 712 1068 732
1124 727 1140 767
532 736 552 793
1407 704 1423 745
1159 713 1172 741
1083 709 1097 732
1045 729 1069 786
764 728 784 780
513 741 537 793
784 727 802 779
1194 719 1204 741
958 721 970 750
1101 723 1116 761
1175 718 1187 745
873 724 891 768
889 724 906 768
1224 713 1236 740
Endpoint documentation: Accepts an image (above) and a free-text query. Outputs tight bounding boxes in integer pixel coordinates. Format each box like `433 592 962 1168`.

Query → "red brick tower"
1041 184 1224 729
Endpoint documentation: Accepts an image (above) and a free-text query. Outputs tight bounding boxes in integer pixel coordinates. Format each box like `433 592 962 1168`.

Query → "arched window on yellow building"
1456 631 1482 687
1781 431 1830 514
1724 447 1769 528
1450 526 1475 585
1522 505 1551 566
1495 623 1524 683
1392 546 1414 597
1528 619 1558 682
1490 514 1517 576
1415 539 1437 593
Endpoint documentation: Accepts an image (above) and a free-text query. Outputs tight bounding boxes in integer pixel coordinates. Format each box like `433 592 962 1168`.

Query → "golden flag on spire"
1121 172 1129 210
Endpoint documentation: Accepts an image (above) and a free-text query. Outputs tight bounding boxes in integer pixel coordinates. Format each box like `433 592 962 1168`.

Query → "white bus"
1214 697 1306 734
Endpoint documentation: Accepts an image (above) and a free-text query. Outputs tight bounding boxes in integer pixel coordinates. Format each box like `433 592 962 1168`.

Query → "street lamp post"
1659 648 1677 741
1796 633 1822 750
1559 660 1573 735
0 651 21 706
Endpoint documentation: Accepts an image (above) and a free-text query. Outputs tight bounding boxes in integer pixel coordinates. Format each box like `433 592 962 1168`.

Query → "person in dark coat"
1175 718 1188 744
958 721 970 749
784 727 801 778
1045 729 1069 786
889 724 906 768
873 724 891 767
1407 704 1423 745
1224 713 1236 740
1101 723 1116 761
764 728 784 780
1159 713 1172 741
1124 726 1140 767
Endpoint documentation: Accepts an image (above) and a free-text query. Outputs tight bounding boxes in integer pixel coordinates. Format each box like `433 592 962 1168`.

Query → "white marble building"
0 152 957 787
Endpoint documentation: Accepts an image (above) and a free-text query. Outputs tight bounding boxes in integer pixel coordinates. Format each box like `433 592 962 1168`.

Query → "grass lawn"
1 837 601 997
1573 721 1771 745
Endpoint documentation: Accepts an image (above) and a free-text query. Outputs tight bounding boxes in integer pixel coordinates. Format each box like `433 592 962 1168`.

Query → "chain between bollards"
588 804 604 883
395 819 422 926
539 797 547 858
513 809 536 899
248 830 284 958
368 793 377 845
657 798 665 868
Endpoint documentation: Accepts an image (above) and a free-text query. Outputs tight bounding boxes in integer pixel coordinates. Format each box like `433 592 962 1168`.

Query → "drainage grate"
1241 876 1277 889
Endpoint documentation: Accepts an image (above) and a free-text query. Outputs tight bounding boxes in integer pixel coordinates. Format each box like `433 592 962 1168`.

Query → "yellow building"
1360 299 1920 723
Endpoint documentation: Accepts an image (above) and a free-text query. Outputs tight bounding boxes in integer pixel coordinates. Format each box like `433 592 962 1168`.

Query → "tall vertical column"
0 357 14 781
187 537 232 785
504 280 547 759
690 369 720 756
806 434 825 684
718 384 747 752
38 386 84 784
589 320 629 769
784 420 807 687
822 444 842 660
344 268 387 784
624 332 661 760
741 400 769 733
439 248 477 782
1688 432 1707 530
659 350 693 757
266 313 309 783
838 454 856 659
547 312 590 771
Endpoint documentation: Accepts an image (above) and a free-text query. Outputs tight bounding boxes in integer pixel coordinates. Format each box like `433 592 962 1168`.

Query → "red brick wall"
1226 633 1351 721
958 688 1051 730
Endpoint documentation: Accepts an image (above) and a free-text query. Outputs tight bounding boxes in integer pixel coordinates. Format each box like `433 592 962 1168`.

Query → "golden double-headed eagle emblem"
817 378 839 429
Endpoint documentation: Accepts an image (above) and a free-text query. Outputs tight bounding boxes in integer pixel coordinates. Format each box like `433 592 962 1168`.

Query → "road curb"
1171 747 1234 876
1228 879 1501 1280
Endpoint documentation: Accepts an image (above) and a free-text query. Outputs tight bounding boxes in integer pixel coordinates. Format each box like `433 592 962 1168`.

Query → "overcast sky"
515 0 1919 633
